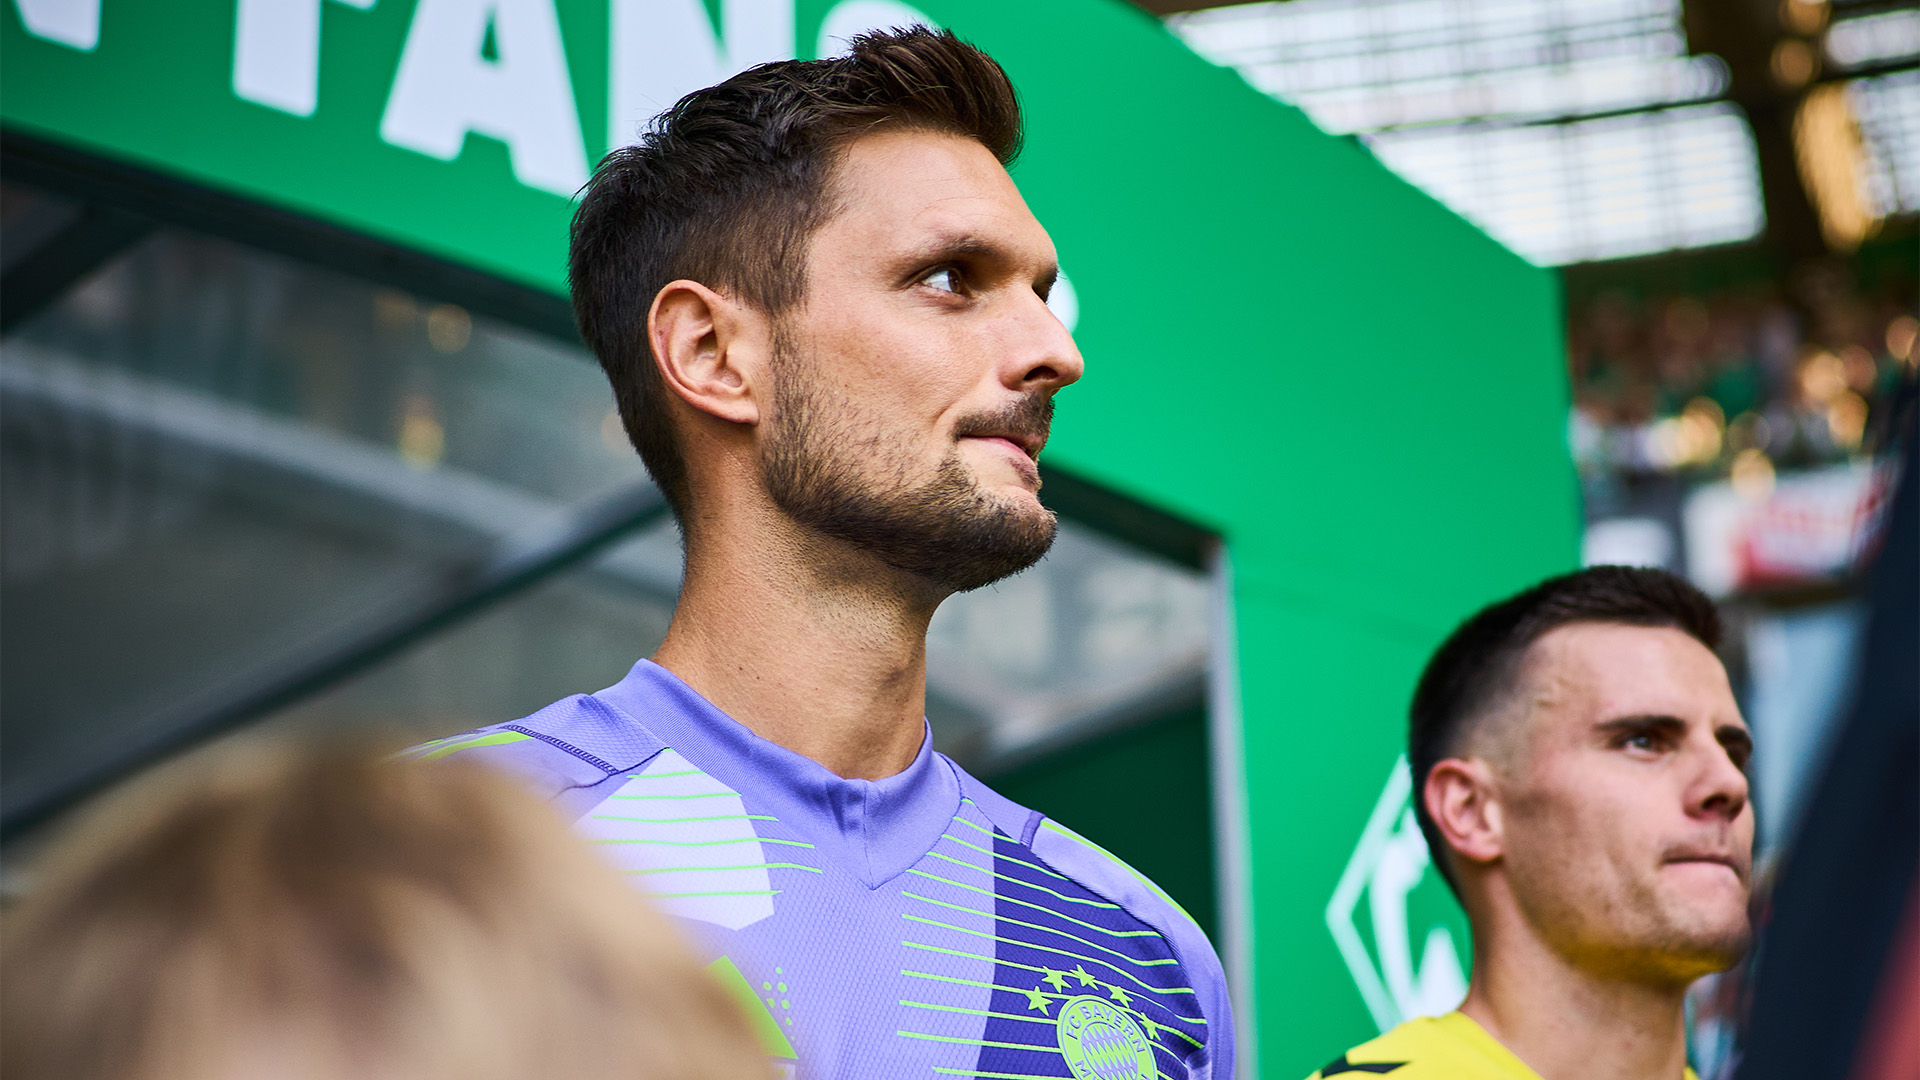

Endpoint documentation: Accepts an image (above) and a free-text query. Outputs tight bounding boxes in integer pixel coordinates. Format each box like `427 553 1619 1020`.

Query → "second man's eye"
921 266 961 293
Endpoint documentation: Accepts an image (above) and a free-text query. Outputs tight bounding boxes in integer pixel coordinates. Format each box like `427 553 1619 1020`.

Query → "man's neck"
651 513 944 781
1459 909 1692 1080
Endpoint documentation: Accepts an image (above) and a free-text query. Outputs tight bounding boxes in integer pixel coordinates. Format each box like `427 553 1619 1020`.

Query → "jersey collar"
596 659 961 888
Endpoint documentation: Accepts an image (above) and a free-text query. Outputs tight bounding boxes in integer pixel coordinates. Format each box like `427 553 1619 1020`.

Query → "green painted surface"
4 0 1578 1070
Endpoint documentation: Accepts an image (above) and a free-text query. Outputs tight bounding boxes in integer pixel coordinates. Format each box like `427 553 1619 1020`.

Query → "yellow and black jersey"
1303 1011 1701 1079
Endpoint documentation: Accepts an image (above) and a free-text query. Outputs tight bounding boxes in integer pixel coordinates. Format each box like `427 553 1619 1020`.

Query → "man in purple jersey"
410 28 1234 1079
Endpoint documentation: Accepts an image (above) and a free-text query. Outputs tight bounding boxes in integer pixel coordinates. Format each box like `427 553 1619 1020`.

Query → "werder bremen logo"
1055 995 1155 1080
1325 755 1471 1032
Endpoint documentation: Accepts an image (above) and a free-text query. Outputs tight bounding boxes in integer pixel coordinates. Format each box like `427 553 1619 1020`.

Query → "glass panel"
259 520 684 748
1 218 657 797
3 204 1210 804
257 515 1211 780
928 524 1209 771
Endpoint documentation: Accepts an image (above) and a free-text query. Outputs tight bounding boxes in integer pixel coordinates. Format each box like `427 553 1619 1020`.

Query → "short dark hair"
1409 565 1722 895
569 28 1023 518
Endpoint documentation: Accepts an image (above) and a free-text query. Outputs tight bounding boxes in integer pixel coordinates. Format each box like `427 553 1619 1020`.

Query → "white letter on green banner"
607 0 792 151
14 0 100 50
380 0 588 197
233 0 376 118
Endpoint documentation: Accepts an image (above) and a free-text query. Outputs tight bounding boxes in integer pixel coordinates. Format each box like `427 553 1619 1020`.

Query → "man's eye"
1623 733 1661 752
921 267 961 293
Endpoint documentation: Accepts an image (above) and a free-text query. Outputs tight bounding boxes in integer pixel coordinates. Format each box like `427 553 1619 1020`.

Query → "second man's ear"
648 280 772 426
1425 757 1505 868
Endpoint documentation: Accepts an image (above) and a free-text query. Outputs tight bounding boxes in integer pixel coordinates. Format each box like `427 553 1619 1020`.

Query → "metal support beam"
2 129 578 343
0 481 672 842
1683 0 1832 269
0 197 152 333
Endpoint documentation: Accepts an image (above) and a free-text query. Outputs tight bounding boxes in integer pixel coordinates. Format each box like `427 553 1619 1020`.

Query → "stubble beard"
1513 844 1753 986
759 352 1058 594
1634 878 1753 980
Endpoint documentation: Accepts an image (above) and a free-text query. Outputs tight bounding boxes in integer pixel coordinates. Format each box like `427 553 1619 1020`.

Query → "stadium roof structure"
1152 0 1919 272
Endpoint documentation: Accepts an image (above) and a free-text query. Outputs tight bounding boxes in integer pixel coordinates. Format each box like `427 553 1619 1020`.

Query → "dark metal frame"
0 192 153 333
2 129 578 341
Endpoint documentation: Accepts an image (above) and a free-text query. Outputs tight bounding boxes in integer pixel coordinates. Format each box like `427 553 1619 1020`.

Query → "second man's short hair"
1408 565 1722 894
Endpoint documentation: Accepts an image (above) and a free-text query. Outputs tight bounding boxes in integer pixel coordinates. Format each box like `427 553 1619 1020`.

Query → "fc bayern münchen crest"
1055 994 1155 1080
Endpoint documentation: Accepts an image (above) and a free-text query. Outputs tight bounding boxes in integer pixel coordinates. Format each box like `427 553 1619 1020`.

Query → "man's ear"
1425 757 1504 868
648 280 771 426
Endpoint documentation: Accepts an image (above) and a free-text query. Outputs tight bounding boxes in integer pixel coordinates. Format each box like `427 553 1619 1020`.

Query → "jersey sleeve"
1028 814 1238 1079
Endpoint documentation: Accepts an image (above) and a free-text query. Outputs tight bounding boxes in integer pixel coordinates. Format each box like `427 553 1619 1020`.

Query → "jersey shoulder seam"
514 691 672 776
501 722 619 775
553 745 671 798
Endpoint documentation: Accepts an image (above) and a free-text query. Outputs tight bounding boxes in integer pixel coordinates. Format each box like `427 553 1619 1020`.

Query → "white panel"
578 749 788 930
12 0 99 50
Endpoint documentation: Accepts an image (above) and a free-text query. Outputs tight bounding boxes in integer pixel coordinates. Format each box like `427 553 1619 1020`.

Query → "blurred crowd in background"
1568 265 1916 490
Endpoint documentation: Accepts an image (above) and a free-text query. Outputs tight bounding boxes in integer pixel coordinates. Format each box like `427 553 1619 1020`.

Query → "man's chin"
922 505 1057 592
763 432 1058 593
980 480 1047 517
1648 914 1753 980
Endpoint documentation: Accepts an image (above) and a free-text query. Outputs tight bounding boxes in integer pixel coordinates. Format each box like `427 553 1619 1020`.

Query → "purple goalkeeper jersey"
410 659 1234 1079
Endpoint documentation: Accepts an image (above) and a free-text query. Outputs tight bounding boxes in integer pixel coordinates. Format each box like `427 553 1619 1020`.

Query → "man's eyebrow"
898 232 1059 286
1594 715 1688 737
899 232 1006 264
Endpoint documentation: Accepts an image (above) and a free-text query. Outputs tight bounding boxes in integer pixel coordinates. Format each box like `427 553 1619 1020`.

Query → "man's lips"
960 433 1043 461
1664 852 1748 882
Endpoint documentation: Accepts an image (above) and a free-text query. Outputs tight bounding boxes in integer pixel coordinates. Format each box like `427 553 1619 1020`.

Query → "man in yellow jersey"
1308 566 1753 1080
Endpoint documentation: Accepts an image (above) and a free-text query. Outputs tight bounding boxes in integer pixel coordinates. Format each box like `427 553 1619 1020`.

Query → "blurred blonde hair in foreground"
0 741 771 1080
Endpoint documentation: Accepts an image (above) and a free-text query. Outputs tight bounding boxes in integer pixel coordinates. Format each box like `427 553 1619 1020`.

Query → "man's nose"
1001 289 1085 393
1691 739 1750 822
